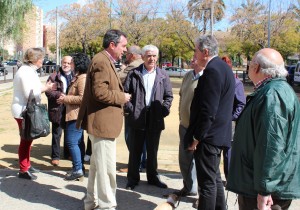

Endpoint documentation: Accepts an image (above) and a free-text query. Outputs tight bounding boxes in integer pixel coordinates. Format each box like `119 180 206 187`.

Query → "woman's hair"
71 53 90 74
23 48 45 64
221 56 232 68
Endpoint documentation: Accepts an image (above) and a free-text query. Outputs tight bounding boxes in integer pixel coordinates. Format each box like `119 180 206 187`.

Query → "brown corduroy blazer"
76 51 126 139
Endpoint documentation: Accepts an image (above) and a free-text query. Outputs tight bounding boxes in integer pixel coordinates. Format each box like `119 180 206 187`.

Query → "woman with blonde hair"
11 48 56 180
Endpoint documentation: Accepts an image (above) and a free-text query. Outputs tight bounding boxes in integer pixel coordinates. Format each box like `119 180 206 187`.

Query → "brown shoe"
119 168 128 173
51 159 59 166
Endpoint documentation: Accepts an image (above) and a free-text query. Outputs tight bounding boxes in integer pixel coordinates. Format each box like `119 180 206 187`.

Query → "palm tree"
187 0 225 34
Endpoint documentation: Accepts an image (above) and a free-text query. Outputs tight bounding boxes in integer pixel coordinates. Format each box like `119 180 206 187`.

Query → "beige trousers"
84 134 116 210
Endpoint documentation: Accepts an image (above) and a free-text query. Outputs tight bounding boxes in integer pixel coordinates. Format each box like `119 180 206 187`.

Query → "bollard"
243 71 246 83
13 67 15 79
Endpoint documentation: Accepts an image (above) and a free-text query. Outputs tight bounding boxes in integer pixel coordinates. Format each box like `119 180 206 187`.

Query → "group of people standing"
11 29 300 210
11 49 91 181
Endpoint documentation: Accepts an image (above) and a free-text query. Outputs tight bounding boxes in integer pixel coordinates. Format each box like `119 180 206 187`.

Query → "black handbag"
21 90 50 140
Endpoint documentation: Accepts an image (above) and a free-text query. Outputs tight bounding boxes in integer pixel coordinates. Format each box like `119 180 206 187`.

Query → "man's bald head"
253 48 287 78
256 48 284 65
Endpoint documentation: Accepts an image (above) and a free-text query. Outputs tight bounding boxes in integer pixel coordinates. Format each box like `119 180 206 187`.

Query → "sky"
33 0 234 31
33 0 292 31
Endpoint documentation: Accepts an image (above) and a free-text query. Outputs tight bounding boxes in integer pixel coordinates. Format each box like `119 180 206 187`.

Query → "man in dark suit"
184 35 235 210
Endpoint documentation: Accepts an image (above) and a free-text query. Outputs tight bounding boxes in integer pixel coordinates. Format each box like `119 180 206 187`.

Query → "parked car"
162 62 172 68
36 68 44 74
286 65 296 85
294 62 300 84
43 60 56 73
7 60 22 68
164 66 187 78
0 66 8 76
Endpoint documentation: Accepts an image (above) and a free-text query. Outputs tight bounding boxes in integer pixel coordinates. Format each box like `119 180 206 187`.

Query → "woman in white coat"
11 48 55 180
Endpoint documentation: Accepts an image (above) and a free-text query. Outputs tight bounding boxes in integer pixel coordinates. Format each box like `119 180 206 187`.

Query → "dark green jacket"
227 78 300 199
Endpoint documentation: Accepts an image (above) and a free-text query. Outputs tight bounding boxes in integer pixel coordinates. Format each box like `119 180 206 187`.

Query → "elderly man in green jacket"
227 48 300 210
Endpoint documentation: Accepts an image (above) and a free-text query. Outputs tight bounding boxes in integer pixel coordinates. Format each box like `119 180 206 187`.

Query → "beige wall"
19 6 43 59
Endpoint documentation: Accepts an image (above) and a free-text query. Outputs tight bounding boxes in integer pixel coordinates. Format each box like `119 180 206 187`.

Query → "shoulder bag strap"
26 89 37 107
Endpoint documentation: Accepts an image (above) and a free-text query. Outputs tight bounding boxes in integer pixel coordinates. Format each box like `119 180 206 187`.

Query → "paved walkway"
0 78 299 210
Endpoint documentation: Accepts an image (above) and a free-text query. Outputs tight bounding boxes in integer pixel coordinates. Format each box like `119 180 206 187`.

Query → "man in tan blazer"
76 29 131 210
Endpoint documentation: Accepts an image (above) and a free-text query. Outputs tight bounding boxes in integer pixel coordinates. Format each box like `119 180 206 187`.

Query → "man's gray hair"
255 52 288 78
128 45 142 55
141 45 159 56
195 35 219 56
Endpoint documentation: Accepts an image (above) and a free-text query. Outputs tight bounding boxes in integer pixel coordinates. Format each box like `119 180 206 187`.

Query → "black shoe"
18 171 37 180
173 188 197 197
192 199 199 209
148 179 168 188
28 166 40 173
64 172 84 181
126 182 137 190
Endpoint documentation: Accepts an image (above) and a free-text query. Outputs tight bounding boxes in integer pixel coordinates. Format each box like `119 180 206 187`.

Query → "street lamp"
210 1 214 36
267 0 271 47
56 7 60 66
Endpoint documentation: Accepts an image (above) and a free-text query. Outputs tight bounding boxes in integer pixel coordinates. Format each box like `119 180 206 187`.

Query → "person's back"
227 48 300 210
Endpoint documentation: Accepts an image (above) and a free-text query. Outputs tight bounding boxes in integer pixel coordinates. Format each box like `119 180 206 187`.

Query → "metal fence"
0 65 60 83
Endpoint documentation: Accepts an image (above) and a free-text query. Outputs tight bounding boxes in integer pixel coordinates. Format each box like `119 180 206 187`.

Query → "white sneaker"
84 155 91 162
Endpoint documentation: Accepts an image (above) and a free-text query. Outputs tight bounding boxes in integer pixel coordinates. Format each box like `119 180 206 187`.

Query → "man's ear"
203 49 209 57
255 64 260 74
109 42 115 49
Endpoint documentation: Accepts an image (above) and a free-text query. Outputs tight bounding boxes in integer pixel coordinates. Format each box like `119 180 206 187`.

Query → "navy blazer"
184 56 235 149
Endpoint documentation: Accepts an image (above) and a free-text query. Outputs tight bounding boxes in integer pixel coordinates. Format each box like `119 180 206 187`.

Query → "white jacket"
11 64 42 118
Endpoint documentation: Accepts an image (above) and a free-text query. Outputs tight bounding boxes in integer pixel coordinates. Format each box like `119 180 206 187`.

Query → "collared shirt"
61 71 72 94
105 50 117 63
142 65 156 106
192 70 204 81
254 76 272 90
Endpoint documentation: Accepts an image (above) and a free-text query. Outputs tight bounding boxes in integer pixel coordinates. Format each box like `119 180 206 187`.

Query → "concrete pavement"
0 77 299 210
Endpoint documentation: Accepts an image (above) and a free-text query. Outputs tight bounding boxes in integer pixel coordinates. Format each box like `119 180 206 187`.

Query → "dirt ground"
0 77 275 174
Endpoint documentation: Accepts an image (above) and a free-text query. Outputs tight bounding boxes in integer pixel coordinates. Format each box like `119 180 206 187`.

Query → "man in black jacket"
124 45 173 190
46 56 73 166
184 35 235 210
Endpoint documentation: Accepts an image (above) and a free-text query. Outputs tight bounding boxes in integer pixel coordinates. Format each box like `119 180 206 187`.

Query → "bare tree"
48 0 110 54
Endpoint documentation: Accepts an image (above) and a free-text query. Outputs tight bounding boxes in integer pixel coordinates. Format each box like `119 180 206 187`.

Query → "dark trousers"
85 136 92 156
223 146 231 180
238 195 292 210
194 142 226 210
51 122 63 160
125 117 147 169
127 126 162 184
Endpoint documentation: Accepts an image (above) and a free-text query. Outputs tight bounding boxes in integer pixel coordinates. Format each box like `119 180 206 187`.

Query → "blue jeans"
65 120 84 173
